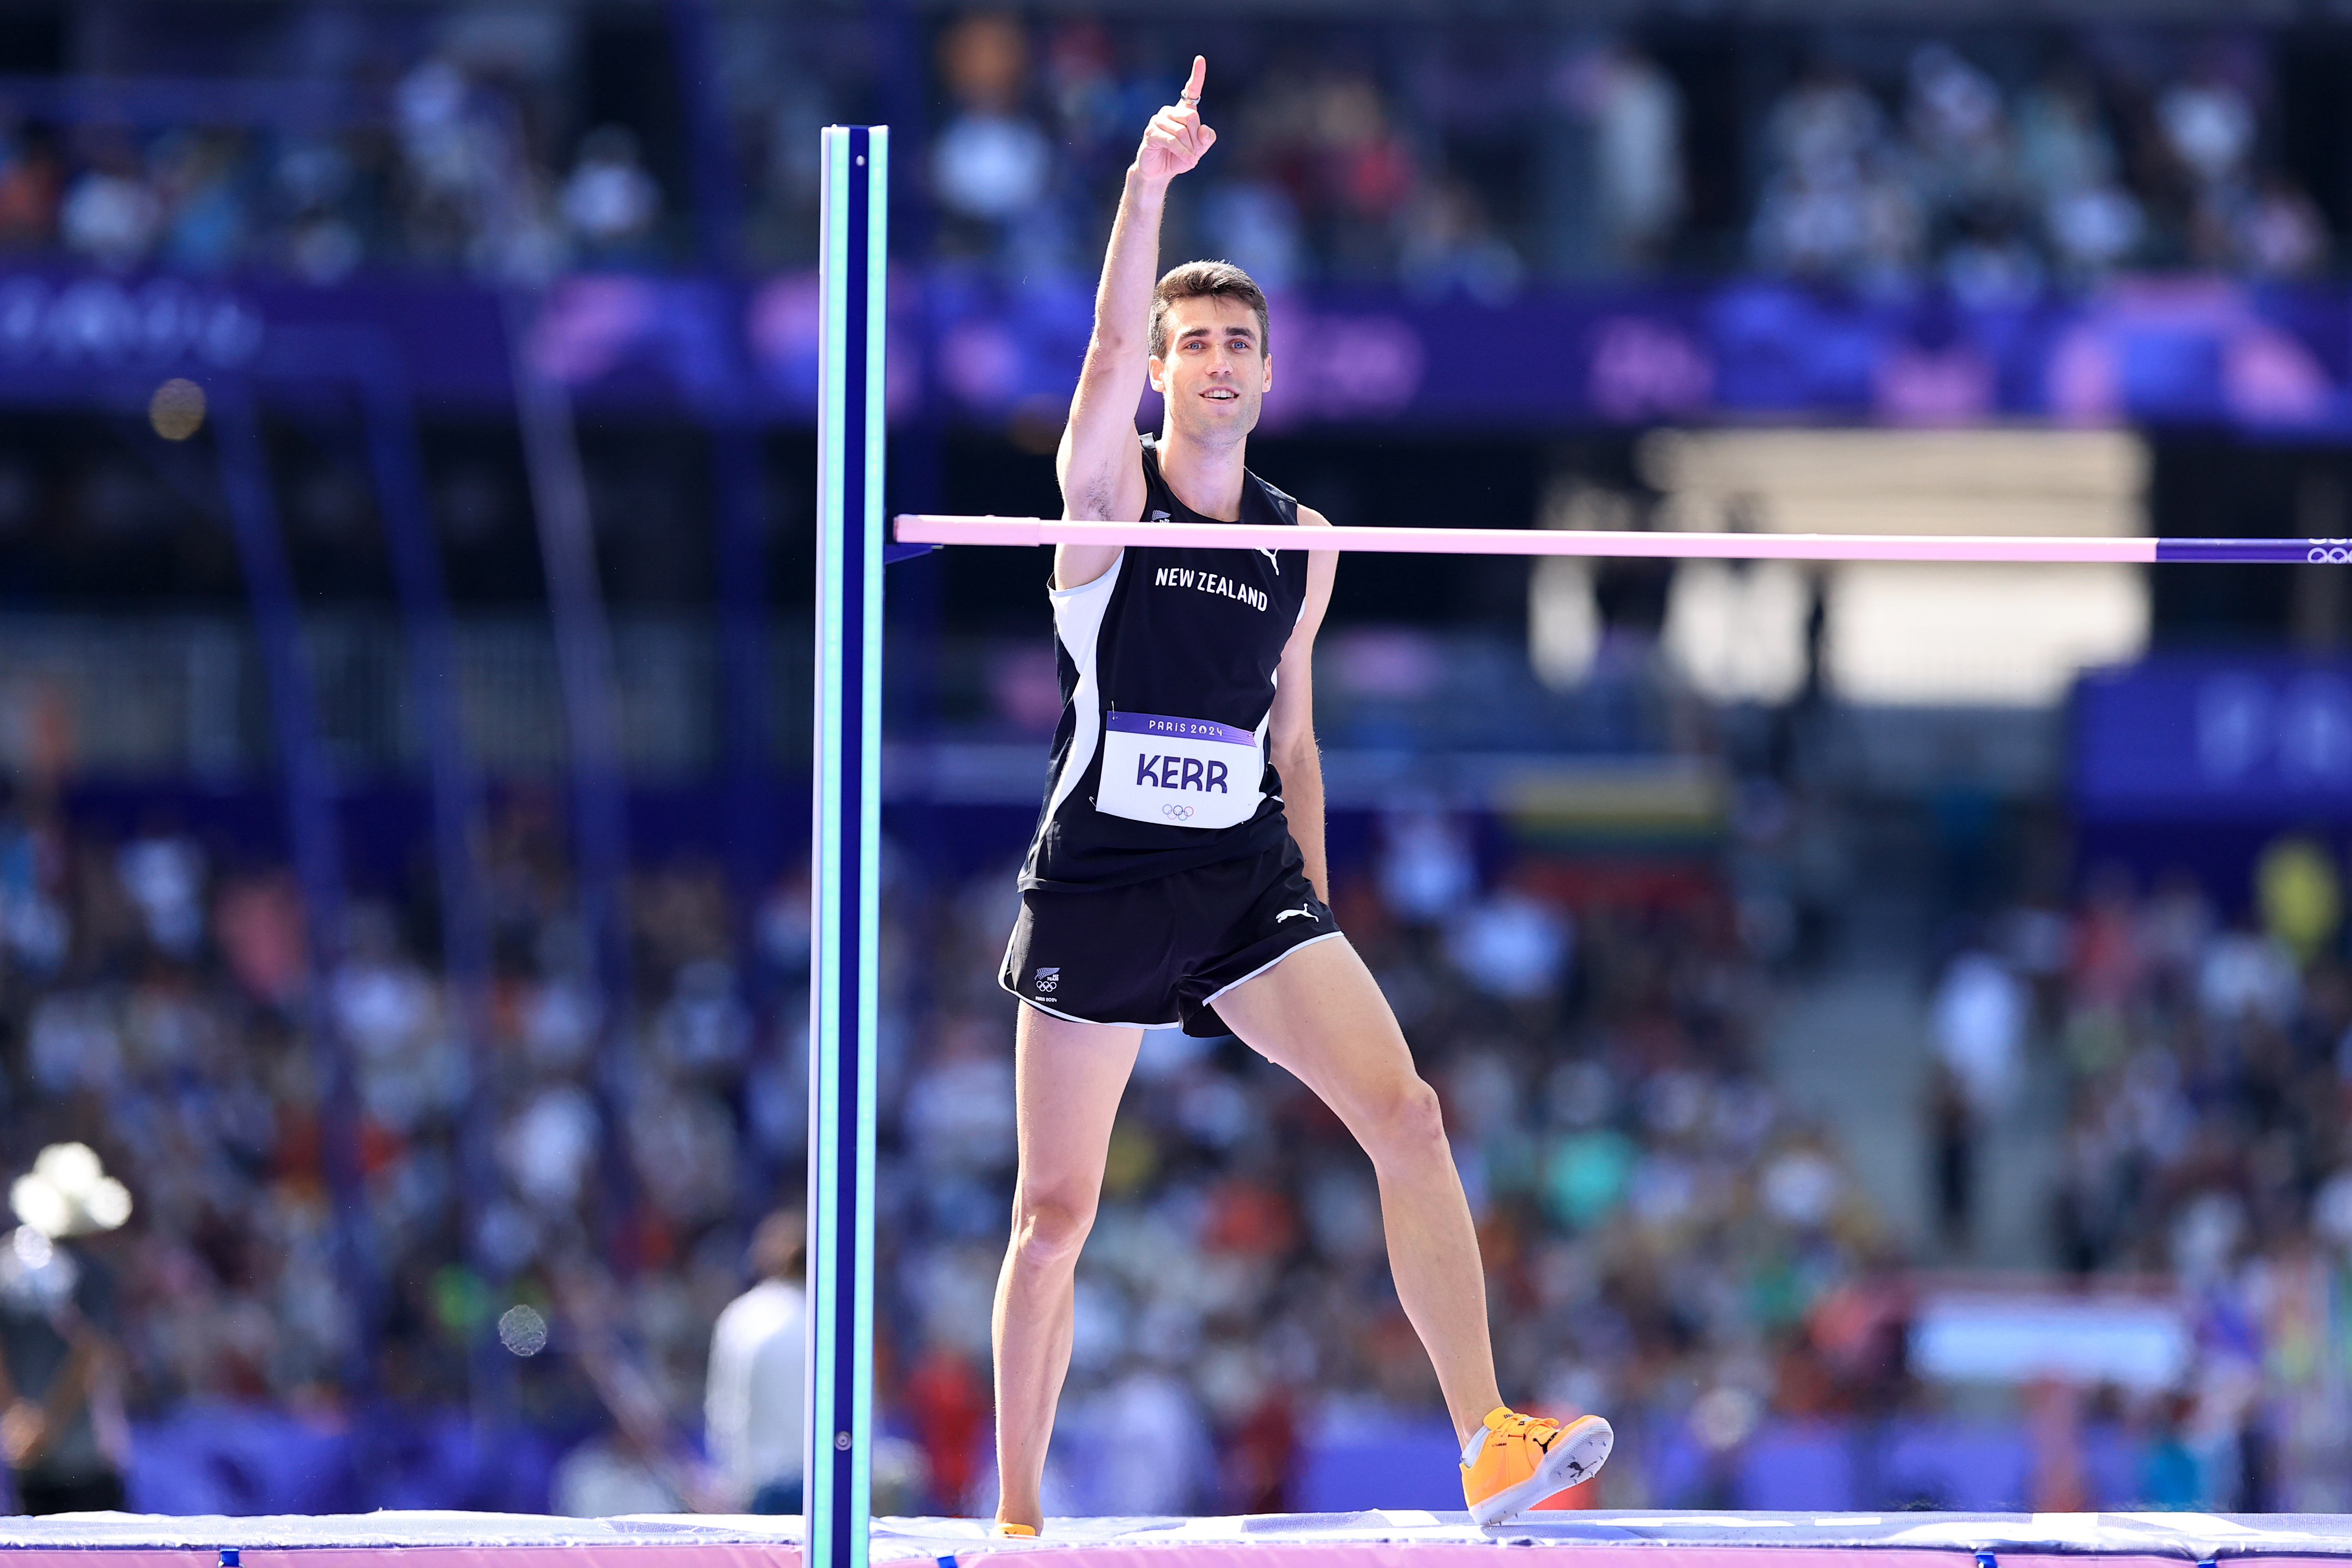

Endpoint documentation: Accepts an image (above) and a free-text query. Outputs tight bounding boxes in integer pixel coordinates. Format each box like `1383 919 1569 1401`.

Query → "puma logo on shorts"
1001 840 1342 1037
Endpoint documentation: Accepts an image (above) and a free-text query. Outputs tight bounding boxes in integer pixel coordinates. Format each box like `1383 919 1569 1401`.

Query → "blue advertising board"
0 265 2351 434
2074 657 2352 821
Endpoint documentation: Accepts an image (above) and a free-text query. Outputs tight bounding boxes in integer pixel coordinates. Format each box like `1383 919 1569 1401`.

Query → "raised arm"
1054 56 1217 590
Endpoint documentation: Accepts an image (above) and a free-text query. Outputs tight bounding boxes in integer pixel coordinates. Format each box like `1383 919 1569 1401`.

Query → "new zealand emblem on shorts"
1034 966 1060 995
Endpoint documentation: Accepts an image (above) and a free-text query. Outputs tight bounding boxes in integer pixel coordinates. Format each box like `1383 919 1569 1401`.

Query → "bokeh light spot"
149 378 206 441
496 1303 549 1357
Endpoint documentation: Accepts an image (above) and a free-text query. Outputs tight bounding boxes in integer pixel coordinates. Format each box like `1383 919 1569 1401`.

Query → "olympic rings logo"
2313 540 2352 564
1161 802 1195 821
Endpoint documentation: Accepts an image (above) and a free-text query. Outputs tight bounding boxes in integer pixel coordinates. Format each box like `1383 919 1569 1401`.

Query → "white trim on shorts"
998 975 1178 1032
1200 928 1348 1010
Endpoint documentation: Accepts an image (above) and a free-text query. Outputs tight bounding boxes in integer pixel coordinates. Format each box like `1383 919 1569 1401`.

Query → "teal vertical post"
808 124 885 1568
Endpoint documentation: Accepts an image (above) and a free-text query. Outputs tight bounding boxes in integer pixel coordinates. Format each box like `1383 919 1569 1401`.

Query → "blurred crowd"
0 785 808 1509
1932 833 2352 1512
0 73 672 283
1750 41 2327 296
0 5 863 282
920 18 2334 295
0 7 2331 294
0 775 1929 1515
0 772 2348 1513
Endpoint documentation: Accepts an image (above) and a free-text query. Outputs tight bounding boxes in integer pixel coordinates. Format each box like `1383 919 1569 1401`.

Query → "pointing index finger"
1181 55 1206 104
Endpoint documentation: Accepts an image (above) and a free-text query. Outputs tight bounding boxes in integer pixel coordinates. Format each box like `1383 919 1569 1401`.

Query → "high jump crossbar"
811 122 2327 1568
894 516 2349 565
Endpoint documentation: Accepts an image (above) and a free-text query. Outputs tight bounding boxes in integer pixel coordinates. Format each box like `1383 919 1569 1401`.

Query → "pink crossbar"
892 515 2165 564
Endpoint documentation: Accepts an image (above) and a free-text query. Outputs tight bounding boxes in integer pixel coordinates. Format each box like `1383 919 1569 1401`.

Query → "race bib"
1096 712 1263 830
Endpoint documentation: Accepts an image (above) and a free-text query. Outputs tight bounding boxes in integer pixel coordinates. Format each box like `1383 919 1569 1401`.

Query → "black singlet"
1020 437 1310 892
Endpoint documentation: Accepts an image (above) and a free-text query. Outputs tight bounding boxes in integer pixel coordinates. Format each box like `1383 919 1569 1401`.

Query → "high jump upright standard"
809 123 887 1568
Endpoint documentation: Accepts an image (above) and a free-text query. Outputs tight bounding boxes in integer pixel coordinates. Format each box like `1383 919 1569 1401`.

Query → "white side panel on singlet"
1259 665 1279 806
1039 552 1124 830
1258 586 1311 808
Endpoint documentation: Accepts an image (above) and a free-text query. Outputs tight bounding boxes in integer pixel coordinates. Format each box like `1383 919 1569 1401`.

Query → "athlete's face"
1148 296 1270 442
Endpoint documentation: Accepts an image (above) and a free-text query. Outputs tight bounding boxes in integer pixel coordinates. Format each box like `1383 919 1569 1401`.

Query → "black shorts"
1001 838 1342 1037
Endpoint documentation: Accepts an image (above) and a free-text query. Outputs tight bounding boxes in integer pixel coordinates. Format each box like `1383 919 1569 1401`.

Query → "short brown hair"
750 1209 806 1280
1148 260 1270 362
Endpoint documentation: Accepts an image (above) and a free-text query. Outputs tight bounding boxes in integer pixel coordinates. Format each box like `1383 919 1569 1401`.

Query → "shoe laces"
1490 1409 1563 1447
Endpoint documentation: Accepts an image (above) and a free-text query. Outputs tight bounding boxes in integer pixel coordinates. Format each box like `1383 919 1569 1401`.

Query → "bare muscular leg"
1212 936 1502 1444
991 1005 1142 1529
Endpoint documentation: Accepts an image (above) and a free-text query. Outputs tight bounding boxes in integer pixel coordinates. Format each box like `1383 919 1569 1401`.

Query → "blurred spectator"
1544 38 1686 277
561 127 663 261
902 1343 987 1514
214 870 304 1007
705 1209 806 1514
1446 887 1573 1002
1926 1060 1975 1252
1586 42 1686 272
2018 70 2144 277
2159 75 2254 191
2258 835 2340 964
116 830 203 960
393 55 559 279
1751 64 1920 284
1932 946 2024 1117
2138 1391 2201 1509
1202 177 1305 294
501 1081 602 1217
272 135 365 283
151 130 247 274
395 59 489 265
0 128 59 252
931 14 1055 269
1401 177 1524 304
1072 1360 1212 1515
59 141 160 272
0 809 69 978
1378 809 1477 927
0 1226 127 1515
2238 174 2330 277
550 1423 682 1517
1907 44 2014 224
1303 73 1417 282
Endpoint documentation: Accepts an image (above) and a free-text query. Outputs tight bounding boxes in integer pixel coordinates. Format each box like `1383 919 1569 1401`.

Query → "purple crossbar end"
2159 539 2352 564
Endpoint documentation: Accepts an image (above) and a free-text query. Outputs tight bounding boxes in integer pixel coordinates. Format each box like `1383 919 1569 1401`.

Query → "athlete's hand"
1134 56 1216 187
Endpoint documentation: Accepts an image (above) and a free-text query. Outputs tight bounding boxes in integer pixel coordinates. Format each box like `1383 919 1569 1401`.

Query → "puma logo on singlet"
1150 507 1278 574
1274 905 1317 923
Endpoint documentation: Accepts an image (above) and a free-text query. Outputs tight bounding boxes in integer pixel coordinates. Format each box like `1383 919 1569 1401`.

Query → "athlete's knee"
1357 1076 1449 1166
1008 1188 1097 1272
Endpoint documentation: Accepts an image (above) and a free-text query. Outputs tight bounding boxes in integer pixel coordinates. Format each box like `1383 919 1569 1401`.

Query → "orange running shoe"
990 1520 1038 1539
1459 1406 1614 1526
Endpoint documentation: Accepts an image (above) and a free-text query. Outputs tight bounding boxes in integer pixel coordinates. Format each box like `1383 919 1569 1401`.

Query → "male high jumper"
990 57 1613 1532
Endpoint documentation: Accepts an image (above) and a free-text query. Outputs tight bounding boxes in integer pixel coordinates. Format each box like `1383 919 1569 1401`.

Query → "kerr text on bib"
1096 711 1263 830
